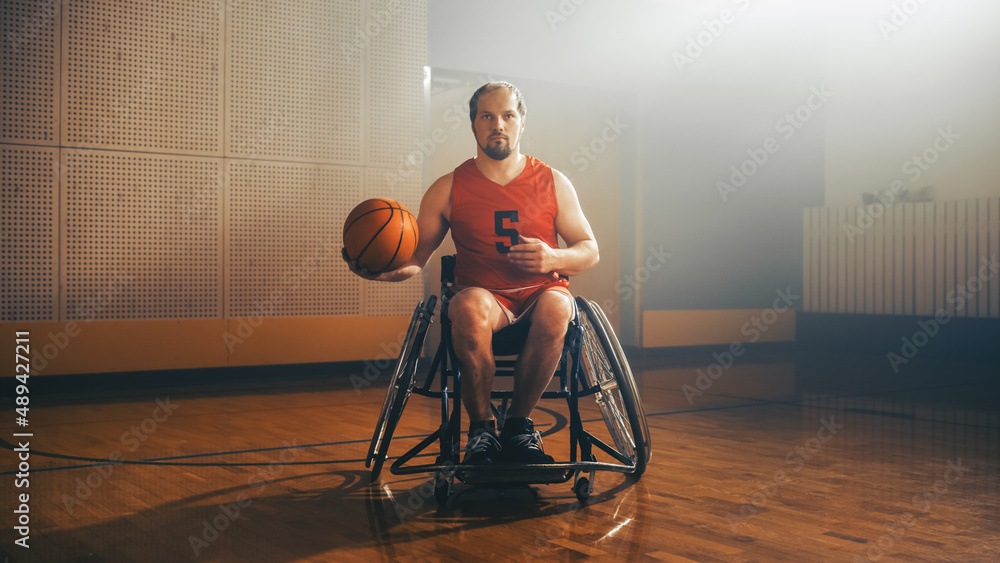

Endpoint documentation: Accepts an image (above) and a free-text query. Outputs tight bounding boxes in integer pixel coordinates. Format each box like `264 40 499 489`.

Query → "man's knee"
531 292 573 335
449 289 495 332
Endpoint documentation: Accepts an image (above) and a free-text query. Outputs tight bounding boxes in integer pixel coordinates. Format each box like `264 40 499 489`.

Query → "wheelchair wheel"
576 298 650 476
365 297 436 482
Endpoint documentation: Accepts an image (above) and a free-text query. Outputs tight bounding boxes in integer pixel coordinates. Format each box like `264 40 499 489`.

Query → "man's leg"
449 288 510 464
449 287 510 421
500 290 574 464
509 290 575 418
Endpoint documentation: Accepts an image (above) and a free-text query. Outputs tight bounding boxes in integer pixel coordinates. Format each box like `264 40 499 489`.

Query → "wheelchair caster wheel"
434 477 450 505
574 477 591 504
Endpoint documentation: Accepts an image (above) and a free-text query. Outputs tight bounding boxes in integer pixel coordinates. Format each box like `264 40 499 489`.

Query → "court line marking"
1 380 991 475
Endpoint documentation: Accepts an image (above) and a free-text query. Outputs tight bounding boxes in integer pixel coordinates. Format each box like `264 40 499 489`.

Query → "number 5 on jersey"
495 210 519 254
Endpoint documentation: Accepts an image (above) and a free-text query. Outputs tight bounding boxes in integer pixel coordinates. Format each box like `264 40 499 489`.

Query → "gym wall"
1 0 428 375
822 2 1000 208
429 1 1000 351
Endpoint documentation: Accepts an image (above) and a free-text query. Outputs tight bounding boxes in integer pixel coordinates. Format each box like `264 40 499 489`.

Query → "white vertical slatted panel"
827 207 836 313
991 197 999 318
935 203 946 313
812 208 821 312
964 199 978 317
945 201 956 317
803 199 1000 317
914 203 927 315
956 201 968 316
837 206 847 313
812 207 821 312
803 208 813 312
874 205 885 314
829 206 839 313
855 207 867 313
977 198 989 318
892 204 904 314
902 203 914 315
921 203 935 315
819 207 829 313
962 200 974 315
866 205 876 314
846 207 857 313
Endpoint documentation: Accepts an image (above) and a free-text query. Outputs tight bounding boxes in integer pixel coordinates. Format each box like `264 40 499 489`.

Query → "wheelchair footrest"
458 464 571 486
392 459 636 479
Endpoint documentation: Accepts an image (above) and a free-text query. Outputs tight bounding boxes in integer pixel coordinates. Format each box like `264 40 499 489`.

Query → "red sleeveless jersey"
450 156 563 290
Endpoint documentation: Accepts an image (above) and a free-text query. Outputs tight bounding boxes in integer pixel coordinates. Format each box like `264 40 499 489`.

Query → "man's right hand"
342 248 382 281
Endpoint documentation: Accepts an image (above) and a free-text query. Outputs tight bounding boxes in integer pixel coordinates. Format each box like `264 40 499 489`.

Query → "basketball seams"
344 198 417 274
343 198 395 233
392 208 417 271
354 206 395 269
404 209 417 259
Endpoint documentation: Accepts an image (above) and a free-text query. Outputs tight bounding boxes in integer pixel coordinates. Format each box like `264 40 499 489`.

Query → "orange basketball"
343 198 419 273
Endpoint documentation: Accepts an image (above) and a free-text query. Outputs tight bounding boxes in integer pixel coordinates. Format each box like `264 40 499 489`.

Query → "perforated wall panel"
227 161 362 317
366 0 427 168
62 150 222 320
1 0 60 145
363 168 424 316
63 0 223 154
227 0 363 164
4 0 429 374
1 145 58 321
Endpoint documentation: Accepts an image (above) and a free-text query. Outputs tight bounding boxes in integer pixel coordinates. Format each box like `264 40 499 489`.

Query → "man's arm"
344 174 452 282
507 169 599 277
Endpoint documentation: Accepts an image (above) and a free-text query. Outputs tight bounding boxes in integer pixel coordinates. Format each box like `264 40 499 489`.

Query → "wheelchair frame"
365 256 650 504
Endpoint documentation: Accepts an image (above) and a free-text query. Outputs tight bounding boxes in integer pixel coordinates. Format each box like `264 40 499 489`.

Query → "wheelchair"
365 255 650 504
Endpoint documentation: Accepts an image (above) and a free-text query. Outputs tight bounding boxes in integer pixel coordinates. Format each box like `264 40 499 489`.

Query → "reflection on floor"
1 350 997 562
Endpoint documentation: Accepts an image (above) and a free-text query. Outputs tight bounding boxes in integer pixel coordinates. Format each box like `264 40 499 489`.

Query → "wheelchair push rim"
576 297 650 475
365 297 436 481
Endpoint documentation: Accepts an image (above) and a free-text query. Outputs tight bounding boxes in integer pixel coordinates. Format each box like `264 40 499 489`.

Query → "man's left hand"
508 235 559 274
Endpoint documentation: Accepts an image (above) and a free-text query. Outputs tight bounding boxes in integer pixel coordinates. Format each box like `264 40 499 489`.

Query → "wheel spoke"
366 298 436 480
575 297 649 476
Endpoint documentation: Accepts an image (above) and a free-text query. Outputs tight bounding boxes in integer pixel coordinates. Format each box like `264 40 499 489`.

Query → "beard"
482 137 514 160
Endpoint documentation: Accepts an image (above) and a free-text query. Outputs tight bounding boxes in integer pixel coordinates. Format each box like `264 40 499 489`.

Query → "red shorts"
488 278 571 324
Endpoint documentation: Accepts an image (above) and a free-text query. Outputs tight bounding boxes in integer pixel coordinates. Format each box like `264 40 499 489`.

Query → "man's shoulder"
454 157 476 173
525 156 569 187
428 171 454 194
524 154 549 169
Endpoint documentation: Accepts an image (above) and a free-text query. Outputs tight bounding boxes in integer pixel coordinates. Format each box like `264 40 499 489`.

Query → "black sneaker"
462 420 501 465
499 417 554 464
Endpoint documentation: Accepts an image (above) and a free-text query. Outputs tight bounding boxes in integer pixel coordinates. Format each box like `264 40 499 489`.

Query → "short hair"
468 81 526 124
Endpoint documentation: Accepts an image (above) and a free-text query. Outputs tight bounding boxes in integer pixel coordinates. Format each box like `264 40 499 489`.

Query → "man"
345 82 599 465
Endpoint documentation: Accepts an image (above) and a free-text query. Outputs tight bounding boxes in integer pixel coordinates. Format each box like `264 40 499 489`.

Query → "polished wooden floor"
1 351 998 562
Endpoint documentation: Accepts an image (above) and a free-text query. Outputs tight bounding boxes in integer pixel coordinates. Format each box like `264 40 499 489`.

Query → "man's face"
473 88 524 161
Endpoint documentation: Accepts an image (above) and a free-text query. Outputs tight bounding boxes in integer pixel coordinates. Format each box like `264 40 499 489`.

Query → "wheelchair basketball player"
345 82 599 466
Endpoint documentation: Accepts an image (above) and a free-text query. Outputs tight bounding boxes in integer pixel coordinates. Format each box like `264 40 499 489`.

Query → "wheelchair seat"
490 315 532 357
365 254 650 504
